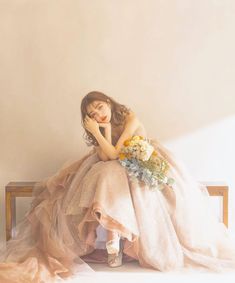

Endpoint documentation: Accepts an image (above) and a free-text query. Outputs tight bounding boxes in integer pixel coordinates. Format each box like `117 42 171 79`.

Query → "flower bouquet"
118 135 175 191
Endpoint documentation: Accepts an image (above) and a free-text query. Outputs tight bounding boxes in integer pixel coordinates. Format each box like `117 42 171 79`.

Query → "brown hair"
80 91 131 146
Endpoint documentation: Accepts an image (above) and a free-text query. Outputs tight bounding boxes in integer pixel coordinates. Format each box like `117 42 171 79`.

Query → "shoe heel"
107 239 123 268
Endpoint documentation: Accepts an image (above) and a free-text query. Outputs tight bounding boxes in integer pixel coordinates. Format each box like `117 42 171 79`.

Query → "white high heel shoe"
106 238 123 268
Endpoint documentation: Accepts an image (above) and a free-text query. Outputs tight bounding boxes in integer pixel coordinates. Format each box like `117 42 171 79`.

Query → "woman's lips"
101 116 107 121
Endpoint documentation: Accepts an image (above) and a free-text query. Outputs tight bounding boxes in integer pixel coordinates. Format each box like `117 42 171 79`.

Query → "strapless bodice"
111 122 147 146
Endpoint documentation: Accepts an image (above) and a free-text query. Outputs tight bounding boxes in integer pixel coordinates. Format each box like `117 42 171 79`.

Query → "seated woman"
1 91 235 283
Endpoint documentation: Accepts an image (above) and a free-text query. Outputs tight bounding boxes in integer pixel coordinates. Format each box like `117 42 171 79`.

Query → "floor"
64 261 235 283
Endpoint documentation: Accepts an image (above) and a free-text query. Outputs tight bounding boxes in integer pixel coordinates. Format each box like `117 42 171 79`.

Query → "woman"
0 91 235 283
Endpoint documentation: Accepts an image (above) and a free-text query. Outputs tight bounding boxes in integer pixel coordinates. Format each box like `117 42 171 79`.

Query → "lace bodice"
111 121 147 146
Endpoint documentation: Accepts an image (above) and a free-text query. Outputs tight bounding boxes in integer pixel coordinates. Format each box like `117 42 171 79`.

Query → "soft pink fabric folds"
1 125 235 282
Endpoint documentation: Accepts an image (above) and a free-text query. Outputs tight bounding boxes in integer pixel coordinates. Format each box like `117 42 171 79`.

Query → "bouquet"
118 135 175 191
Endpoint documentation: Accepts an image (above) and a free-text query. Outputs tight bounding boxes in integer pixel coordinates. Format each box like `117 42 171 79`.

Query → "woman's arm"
95 124 112 161
96 146 109 161
93 112 140 160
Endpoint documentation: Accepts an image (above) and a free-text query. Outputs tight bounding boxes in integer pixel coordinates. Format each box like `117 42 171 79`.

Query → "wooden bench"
5 181 229 241
5 182 37 241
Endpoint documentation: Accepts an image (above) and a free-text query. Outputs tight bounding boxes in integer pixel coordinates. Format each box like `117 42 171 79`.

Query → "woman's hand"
84 115 100 135
98 122 111 130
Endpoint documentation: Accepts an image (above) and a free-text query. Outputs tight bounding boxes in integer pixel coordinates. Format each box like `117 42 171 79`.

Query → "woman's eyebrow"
88 103 101 115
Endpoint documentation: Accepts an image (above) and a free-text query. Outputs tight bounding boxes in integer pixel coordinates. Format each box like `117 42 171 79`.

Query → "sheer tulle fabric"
1 125 235 283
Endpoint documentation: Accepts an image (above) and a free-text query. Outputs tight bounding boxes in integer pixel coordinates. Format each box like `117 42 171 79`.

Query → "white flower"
163 176 168 183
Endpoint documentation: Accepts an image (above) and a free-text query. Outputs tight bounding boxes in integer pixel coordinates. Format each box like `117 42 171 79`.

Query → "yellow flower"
119 153 126 160
124 140 130 146
132 135 140 141
152 150 158 156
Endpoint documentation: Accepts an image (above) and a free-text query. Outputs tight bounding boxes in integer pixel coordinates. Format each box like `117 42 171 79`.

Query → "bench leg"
5 192 16 241
223 190 228 227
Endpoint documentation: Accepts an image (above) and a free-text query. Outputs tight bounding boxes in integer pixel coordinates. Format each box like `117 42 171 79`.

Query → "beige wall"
1 0 235 241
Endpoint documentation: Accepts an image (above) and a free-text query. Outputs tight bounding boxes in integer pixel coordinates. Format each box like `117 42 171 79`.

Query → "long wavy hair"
81 91 131 146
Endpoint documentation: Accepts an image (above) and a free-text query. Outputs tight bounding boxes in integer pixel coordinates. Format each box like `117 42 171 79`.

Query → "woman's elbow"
98 149 119 161
98 156 109 162
98 154 114 161
99 153 110 162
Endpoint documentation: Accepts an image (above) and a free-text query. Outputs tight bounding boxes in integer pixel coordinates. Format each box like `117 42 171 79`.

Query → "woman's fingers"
84 115 89 123
84 115 93 130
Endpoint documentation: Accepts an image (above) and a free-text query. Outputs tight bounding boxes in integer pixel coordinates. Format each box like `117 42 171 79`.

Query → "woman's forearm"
104 126 112 143
97 147 109 161
97 126 112 161
93 129 117 160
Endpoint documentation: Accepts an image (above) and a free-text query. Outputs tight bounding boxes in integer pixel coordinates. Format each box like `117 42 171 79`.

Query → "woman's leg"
106 229 123 267
106 230 121 255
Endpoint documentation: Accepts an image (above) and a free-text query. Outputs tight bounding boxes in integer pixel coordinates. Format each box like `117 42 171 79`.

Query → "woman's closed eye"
90 105 103 118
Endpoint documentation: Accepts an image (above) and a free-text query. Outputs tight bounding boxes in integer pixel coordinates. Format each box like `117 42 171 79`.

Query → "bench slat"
5 181 229 241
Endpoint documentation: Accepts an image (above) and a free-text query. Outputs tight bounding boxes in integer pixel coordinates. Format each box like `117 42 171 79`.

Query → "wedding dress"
1 122 235 283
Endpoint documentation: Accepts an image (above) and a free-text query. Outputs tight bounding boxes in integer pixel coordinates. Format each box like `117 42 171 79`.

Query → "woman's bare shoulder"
125 110 141 124
125 110 138 121
123 110 142 130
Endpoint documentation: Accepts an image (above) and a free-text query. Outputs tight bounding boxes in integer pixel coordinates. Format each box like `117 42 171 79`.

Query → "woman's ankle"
106 230 120 242
106 239 120 254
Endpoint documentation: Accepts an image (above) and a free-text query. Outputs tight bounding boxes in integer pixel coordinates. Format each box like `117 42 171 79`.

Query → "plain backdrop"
0 0 235 244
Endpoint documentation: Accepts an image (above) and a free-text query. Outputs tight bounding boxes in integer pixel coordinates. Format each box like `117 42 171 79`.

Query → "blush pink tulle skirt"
1 137 235 282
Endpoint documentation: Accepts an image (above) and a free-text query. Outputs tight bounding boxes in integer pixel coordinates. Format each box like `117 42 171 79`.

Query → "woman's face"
86 100 112 123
